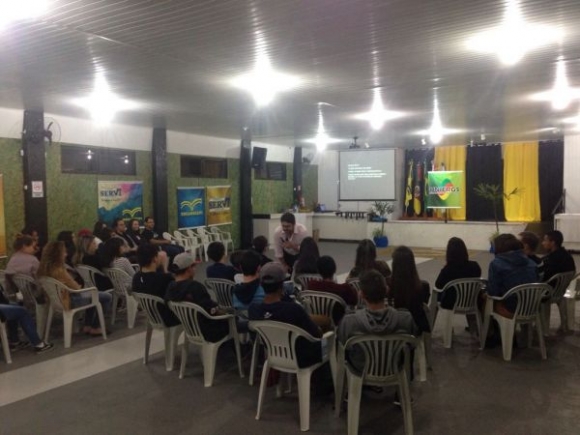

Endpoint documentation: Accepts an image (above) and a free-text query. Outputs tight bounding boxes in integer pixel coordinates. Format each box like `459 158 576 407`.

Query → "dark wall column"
151 128 169 231
293 146 303 205
240 128 253 248
21 110 48 245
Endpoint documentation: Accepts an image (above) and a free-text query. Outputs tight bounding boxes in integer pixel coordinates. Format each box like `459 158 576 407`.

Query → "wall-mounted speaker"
252 147 267 169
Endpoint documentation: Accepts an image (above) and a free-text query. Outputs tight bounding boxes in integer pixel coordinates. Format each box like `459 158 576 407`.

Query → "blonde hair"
73 235 96 266
38 241 66 278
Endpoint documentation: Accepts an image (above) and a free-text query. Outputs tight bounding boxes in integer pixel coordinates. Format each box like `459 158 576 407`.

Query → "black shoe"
35 342 54 354
9 341 31 351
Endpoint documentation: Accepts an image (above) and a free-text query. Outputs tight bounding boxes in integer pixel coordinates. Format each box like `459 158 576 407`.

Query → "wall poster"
177 187 206 228
97 181 144 225
206 185 232 226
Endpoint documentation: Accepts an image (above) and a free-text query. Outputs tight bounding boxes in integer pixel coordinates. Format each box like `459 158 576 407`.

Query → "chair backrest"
37 276 69 312
546 271 576 303
195 227 212 244
344 334 417 383
209 227 222 241
168 301 212 345
346 278 363 307
300 290 347 327
503 283 552 320
11 273 41 307
104 267 132 295
133 292 167 328
204 278 235 308
249 320 319 371
163 232 174 242
296 274 323 290
75 264 104 289
441 278 487 312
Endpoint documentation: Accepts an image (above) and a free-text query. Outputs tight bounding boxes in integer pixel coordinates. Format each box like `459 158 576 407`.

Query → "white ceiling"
1 0 579 148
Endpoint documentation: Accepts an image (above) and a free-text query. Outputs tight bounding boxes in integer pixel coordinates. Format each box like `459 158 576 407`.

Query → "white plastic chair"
173 230 202 259
336 334 417 435
133 292 183 371
104 268 139 328
209 227 234 254
249 320 337 432
300 290 347 329
12 273 50 337
194 228 213 262
0 270 7 298
38 276 107 348
480 283 551 361
430 278 486 348
168 301 244 386
542 271 576 333
295 274 323 292
75 265 114 293
204 278 235 309
0 319 11 364
346 278 363 308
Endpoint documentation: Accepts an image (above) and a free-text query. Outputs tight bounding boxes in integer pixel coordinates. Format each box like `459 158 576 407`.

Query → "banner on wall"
97 181 144 225
426 171 464 209
206 185 232 225
0 175 6 257
177 187 206 228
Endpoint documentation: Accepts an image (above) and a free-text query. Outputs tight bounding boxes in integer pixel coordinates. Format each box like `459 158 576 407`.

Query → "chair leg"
127 296 138 329
346 373 363 435
256 360 270 421
399 373 414 435
164 326 181 371
201 343 220 387
95 305 107 340
416 336 427 381
249 337 260 386
44 306 53 343
441 310 453 348
144 324 153 365
35 304 49 338
232 330 245 379
557 300 568 333
536 315 547 360
296 370 313 432
63 312 74 349
0 324 12 364
540 303 550 335
497 317 515 361
334 361 345 417
179 340 189 379
110 293 118 326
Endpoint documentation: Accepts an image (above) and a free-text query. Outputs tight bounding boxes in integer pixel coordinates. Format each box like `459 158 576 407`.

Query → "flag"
404 159 414 216
413 161 423 216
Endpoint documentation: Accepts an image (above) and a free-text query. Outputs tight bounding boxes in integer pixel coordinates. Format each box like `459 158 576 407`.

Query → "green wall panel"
0 138 25 259
302 164 319 209
252 163 294 214
45 142 152 240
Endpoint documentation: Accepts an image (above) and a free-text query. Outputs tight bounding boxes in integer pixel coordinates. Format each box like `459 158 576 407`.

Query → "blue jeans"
70 291 112 329
0 304 42 345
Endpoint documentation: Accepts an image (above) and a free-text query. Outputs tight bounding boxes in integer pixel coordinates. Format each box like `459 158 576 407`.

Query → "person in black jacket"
435 237 482 309
541 230 576 282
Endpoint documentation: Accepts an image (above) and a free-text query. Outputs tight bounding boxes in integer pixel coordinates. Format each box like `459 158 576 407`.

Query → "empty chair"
168 301 244 386
194 228 213 262
542 271 576 333
204 278 235 309
39 276 107 348
430 278 487 348
0 318 11 364
11 273 49 337
210 227 234 254
480 283 552 361
133 292 183 371
300 290 347 329
174 230 202 259
250 320 337 432
295 274 323 292
105 268 139 328
337 334 417 435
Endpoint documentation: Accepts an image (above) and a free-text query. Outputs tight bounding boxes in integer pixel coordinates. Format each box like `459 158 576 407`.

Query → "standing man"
541 230 576 282
273 212 308 273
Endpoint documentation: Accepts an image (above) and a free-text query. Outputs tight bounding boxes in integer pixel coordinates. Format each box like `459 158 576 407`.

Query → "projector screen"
339 149 396 201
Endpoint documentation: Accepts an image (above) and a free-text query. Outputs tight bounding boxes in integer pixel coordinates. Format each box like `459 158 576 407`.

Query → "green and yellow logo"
428 179 459 201
180 198 203 211
122 207 142 219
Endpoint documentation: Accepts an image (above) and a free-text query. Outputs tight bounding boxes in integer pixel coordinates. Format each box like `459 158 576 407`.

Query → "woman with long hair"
347 239 391 280
73 234 113 292
56 230 76 266
93 221 107 244
38 241 111 335
101 237 135 290
126 219 142 247
388 246 431 334
293 236 320 277
435 237 481 309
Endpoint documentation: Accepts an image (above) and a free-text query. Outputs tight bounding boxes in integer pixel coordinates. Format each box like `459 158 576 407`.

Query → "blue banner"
177 187 206 228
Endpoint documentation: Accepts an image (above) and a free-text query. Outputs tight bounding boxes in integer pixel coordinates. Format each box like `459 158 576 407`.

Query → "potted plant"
473 183 521 251
371 201 395 247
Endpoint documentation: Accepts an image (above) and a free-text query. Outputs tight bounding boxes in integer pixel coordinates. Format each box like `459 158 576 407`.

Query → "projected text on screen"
339 149 396 201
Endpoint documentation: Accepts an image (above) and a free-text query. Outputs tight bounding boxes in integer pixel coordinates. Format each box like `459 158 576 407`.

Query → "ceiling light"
230 55 300 107
303 104 341 151
530 57 580 110
87 150 93 160
417 91 461 144
73 71 138 124
354 88 404 129
123 155 129 164
0 0 48 28
466 0 562 66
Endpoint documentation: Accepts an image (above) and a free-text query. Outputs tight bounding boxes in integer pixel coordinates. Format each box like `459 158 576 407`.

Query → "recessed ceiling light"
353 88 405 130
0 0 48 29
416 91 462 144
303 104 341 151
530 57 580 110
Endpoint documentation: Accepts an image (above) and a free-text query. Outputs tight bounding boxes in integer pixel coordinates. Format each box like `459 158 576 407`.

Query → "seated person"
0 292 53 353
307 256 358 324
73 234 113 292
251 235 273 266
292 236 320 279
127 219 143 246
206 242 237 282
541 230 576 282
140 216 184 261
4 235 41 299
435 237 482 309
229 250 245 284
518 231 542 265
132 244 179 327
347 239 391 280
165 253 229 342
249 262 323 368
487 234 538 315
233 250 265 311
101 237 135 292
338 270 417 372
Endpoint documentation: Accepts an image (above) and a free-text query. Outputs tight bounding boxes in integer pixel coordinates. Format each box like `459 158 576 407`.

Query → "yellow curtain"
433 145 466 220
503 142 541 222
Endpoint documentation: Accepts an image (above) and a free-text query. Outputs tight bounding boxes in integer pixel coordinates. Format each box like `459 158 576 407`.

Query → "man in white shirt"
273 212 308 272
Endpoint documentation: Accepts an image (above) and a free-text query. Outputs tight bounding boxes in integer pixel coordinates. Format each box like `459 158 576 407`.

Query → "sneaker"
9 341 31 351
34 342 54 354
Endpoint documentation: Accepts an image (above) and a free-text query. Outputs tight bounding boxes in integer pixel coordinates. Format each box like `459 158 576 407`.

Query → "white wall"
564 133 580 213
